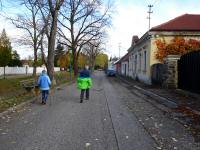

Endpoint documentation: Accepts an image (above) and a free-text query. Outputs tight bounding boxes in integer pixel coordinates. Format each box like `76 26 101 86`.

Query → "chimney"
131 35 139 47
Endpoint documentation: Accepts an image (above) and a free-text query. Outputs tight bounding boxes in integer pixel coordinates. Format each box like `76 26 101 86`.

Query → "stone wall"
162 55 180 89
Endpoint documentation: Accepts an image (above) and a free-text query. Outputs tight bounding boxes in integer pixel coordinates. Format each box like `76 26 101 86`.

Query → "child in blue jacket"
37 70 51 104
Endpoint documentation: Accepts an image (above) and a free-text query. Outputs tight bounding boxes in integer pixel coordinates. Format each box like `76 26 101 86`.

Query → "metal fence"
178 51 200 93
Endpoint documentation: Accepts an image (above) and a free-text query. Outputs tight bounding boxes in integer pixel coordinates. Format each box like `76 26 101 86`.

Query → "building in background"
121 14 200 85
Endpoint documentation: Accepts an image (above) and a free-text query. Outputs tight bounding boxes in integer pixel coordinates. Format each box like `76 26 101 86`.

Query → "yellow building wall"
128 33 200 85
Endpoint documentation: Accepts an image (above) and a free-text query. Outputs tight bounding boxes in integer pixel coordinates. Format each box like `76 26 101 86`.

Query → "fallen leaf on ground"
11 141 16 144
152 134 157 138
171 137 178 142
150 117 154 120
2 132 7 135
85 143 91 147
155 123 159 128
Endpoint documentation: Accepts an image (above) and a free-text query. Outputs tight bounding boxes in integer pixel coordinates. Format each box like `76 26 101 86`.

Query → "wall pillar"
162 55 180 89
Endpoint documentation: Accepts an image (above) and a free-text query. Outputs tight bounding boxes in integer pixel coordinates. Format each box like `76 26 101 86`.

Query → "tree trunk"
33 66 36 77
40 36 48 67
88 56 93 71
91 59 95 72
3 66 5 79
33 47 37 77
73 53 79 77
47 11 59 82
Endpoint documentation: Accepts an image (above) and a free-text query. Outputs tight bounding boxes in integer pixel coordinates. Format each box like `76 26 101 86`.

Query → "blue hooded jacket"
38 72 51 90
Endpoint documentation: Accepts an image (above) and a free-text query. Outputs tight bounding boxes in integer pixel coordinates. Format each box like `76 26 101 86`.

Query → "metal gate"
151 63 165 85
178 51 200 93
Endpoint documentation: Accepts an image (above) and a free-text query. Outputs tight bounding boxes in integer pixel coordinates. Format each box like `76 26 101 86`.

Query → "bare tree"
58 0 112 76
8 0 47 77
5 0 63 80
37 0 64 81
83 39 104 72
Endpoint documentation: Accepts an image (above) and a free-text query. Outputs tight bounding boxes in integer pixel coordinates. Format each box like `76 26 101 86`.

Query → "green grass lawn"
0 71 74 113
0 76 33 98
0 76 34 112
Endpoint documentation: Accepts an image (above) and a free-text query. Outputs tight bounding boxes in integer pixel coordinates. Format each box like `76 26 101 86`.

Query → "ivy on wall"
155 37 200 62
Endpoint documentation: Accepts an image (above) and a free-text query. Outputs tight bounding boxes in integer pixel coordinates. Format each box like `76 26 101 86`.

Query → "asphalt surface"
0 71 199 150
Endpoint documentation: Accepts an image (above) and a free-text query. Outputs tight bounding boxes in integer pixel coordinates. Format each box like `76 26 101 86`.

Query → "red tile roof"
150 14 200 31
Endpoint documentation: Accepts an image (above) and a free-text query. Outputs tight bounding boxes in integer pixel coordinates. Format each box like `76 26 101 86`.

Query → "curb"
117 76 200 116
0 98 35 118
175 89 200 100
133 85 178 108
117 76 178 108
0 81 76 118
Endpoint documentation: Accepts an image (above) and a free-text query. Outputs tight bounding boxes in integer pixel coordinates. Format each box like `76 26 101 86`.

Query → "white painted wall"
128 52 134 77
127 37 151 84
121 61 128 76
0 67 60 76
137 73 152 85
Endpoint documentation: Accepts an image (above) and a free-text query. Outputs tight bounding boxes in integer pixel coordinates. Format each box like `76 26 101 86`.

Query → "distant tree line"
54 43 108 70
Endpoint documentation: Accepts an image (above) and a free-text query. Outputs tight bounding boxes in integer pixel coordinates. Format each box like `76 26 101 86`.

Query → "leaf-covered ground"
0 71 74 113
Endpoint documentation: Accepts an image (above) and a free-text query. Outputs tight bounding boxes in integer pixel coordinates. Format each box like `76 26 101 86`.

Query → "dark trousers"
42 90 49 102
80 89 89 100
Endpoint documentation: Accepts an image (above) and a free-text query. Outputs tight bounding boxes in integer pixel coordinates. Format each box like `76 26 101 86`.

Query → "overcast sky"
107 0 200 58
1 0 200 59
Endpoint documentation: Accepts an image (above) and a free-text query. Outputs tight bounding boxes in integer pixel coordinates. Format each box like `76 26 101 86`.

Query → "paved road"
0 71 199 150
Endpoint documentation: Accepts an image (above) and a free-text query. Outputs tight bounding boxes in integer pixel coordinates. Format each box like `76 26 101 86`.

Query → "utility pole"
118 43 121 59
147 5 153 30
